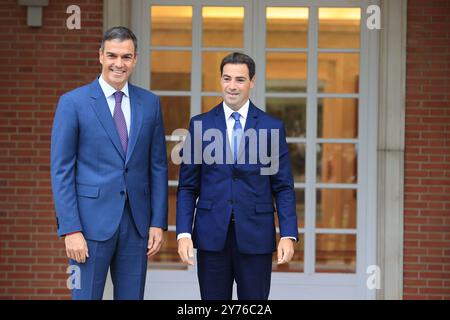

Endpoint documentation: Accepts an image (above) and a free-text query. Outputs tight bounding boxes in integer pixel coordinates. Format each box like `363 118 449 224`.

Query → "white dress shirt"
98 75 131 135
223 100 249 145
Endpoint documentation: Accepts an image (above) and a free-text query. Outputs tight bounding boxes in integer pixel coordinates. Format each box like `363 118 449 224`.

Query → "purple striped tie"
113 91 128 154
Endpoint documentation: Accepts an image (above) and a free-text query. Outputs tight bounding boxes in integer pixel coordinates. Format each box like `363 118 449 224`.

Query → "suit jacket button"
120 191 125 195
228 200 233 204
125 168 128 173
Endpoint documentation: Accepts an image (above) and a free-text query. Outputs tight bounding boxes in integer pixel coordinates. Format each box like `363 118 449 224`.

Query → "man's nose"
228 80 237 90
114 57 124 67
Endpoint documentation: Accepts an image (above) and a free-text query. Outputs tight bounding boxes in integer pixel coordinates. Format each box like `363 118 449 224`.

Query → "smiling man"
176 52 298 300
51 26 168 300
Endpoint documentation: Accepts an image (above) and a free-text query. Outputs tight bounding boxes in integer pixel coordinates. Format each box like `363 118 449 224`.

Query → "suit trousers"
197 221 272 300
70 201 148 300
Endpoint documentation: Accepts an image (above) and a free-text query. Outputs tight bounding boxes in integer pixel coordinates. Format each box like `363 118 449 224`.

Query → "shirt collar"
223 100 250 121
98 75 129 99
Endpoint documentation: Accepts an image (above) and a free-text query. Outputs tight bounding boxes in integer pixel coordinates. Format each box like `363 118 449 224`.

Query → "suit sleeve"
149 96 168 229
176 118 201 236
51 94 83 237
270 122 298 240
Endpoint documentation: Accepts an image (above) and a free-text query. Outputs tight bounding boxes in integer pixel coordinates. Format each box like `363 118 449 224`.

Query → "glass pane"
202 96 223 113
288 143 305 183
317 143 357 184
266 7 308 48
319 8 361 49
160 96 190 135
316 189 357 228
168 187 177 226
202 7 244 48
151 6 192 47
296 189 305 228
318 53 359 94
272 234 304 273
266 52 307 93
151 51 191 91
318 98 358 139
266 98 306 137
316 234 356 273
167 140 181 181
202 51 230 92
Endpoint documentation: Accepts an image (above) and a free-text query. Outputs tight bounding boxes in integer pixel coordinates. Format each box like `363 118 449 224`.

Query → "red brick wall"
404 0 450 299
0 0 103 299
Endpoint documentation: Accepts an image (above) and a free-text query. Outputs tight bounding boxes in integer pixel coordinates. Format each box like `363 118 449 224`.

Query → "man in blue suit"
176 52 297 300
51 26 168 300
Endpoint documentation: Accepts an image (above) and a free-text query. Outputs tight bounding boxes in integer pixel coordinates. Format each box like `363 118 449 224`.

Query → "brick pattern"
0 0 102 299
404 0 450 300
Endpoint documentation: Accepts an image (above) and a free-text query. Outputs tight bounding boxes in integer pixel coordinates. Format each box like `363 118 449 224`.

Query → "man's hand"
277 238 295 265
178 237 194 265
65 232 89 264
147 227 164 257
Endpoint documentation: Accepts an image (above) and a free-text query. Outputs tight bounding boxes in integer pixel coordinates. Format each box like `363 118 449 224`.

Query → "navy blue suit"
176 102 297 299
51 78 168 299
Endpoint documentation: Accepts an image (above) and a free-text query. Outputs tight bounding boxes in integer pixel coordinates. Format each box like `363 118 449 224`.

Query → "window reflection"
266 7 308 48
316 189 357 229
319 8 361 49
318 98 358 139
151 51 191 91
316 234 356 273
266 52 307 93
318 53 359 94
160 96 190 135
202 7 244 48
266 98 306 138
288 143 306 183
151 6 192 47
317 143 357 184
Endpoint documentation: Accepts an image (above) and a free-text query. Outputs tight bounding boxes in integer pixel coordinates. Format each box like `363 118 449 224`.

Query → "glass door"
131 0 377 299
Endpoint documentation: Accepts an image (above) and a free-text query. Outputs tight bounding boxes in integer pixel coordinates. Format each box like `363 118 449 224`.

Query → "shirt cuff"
280 236 297 242
63 231 81 237
177 233 192 240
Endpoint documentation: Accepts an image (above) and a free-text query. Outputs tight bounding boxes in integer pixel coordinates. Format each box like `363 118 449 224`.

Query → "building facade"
0 0 448 299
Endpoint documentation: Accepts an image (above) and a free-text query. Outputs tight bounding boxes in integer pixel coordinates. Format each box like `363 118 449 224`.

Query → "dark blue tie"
231 112 242 163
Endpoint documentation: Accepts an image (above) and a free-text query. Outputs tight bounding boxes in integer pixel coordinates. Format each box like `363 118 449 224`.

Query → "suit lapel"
125 84 143 165
89 79 126 161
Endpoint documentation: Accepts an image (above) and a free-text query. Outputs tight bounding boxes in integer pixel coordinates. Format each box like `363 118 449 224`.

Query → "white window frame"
106 0 408 299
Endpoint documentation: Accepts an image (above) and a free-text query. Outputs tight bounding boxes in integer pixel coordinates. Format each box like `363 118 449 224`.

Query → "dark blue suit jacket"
51 78 168 241
176 102 297 254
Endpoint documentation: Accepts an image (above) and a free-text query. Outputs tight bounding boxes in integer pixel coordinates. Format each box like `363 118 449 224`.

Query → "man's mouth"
111 69 126 75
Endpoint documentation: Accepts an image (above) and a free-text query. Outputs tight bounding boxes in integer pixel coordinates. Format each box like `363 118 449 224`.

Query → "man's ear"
98 48 103 64
250 76 256 88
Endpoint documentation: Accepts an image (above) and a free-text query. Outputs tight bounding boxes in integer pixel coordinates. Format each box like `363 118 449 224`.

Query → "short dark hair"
220 52 255 79
100 26 138 53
